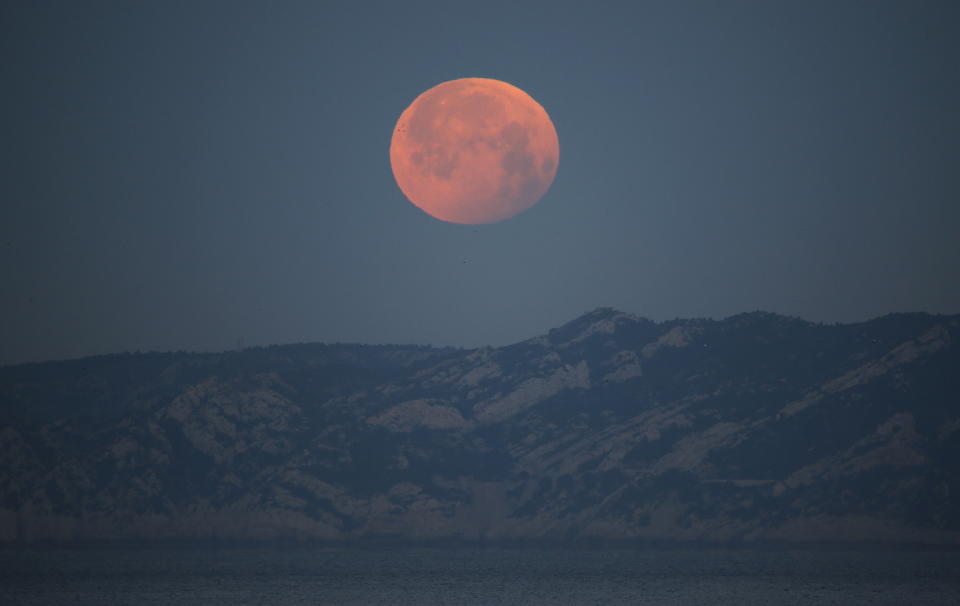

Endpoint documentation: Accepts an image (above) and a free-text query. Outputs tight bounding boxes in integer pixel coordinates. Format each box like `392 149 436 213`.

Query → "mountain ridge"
1 309 958 545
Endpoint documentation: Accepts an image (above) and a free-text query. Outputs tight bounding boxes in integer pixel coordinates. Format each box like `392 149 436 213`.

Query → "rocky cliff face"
1 309 959 544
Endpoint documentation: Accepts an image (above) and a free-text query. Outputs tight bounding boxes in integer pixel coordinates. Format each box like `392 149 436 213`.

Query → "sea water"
2 545 959 605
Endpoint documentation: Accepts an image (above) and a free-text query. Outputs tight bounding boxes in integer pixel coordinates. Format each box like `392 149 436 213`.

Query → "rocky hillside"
1 309 959 545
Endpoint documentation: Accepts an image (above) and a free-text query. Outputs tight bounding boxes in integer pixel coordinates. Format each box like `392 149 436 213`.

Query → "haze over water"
4 546 960 605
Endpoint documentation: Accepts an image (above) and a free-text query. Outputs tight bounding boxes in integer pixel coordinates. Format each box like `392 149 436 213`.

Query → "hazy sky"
2 0 958 364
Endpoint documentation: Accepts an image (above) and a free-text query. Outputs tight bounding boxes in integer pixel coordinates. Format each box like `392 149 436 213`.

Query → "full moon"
390 78 559 224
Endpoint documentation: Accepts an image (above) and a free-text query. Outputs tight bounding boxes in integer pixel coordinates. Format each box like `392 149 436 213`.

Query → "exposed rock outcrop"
1 309 958 545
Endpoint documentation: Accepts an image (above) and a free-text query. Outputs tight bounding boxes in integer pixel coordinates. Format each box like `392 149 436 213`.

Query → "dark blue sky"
2 1 958 364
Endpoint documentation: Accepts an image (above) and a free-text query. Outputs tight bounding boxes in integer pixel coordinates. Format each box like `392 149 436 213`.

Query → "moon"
390 78 559 224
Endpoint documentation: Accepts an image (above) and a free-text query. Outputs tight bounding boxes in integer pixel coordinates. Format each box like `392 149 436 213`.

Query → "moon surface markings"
390 78 559 224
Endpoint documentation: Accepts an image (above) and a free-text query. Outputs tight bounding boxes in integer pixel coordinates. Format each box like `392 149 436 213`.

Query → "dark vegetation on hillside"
1 310 957 544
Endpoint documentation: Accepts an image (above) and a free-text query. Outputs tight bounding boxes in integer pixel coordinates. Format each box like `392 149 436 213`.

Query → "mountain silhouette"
1 309 958 545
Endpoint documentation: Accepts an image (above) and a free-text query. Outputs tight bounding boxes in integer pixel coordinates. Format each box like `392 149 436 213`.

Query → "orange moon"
390 78 559 224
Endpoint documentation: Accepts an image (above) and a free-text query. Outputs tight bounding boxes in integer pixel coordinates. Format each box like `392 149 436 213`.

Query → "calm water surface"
2 546 959 605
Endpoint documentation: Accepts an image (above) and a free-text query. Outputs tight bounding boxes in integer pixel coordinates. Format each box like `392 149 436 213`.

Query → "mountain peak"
2 310 958 545
547 307 649 345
